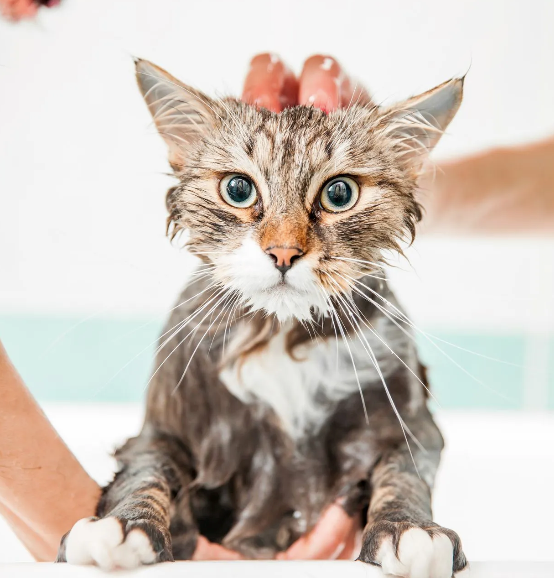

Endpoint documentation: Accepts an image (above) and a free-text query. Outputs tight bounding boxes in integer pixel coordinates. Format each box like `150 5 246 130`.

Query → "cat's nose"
265 246 304 275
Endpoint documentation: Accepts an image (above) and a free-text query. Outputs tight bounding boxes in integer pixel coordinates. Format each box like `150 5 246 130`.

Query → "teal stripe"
417 331 526 409
0 315 163 403
0 315 531 408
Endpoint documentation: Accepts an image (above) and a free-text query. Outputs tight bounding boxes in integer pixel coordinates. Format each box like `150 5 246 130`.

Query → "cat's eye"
220 174 258 208
319 177 359 213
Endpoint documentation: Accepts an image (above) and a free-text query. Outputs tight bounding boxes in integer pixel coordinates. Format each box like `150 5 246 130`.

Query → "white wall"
1 0 553 332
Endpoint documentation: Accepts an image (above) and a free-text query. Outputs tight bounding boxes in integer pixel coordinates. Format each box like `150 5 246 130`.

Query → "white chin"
243 284 328 323
253 289 311 322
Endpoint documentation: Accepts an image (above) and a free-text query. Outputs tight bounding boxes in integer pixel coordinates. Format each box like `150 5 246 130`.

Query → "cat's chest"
218 322 389 439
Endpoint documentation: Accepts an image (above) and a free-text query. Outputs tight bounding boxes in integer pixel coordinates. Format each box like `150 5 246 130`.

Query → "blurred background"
0 0 553 565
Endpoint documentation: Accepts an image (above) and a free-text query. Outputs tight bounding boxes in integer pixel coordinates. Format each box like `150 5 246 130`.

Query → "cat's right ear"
135 59 217 171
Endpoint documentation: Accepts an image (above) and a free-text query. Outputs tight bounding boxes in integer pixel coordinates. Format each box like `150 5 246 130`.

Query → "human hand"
192 536 245 560
192 503 361 561
242 53 371 114
0 0 59 22
276 503 362 560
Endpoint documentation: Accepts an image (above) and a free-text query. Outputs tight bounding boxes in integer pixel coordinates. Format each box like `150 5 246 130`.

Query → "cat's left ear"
381 77 464 165
135 59 218 170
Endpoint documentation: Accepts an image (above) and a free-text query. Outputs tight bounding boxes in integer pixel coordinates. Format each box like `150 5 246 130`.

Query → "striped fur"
57 60 467 575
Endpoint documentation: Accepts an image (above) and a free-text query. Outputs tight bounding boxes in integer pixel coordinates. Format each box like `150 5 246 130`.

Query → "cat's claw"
57 516 173 570
358 521 467 578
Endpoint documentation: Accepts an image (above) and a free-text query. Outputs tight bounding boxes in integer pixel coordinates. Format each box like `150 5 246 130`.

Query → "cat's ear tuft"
135 59 217 170
381 77 464 166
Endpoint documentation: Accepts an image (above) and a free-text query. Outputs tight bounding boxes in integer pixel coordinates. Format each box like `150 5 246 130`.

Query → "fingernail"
307 90 333 114
266 53 280 72
319 57 335 72
243 90 277 111
253 95 281 112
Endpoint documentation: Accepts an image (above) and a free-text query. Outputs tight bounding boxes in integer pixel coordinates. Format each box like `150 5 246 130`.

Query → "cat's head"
136 59 462 322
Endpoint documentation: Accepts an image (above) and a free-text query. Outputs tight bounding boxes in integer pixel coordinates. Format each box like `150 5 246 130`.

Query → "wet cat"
57 59 467 577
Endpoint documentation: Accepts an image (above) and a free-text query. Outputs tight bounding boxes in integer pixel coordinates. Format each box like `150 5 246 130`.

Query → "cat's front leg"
358 446 467 577
57 433 191 570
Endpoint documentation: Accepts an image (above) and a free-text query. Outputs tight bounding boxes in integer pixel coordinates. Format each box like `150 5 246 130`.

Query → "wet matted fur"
57 59 467 575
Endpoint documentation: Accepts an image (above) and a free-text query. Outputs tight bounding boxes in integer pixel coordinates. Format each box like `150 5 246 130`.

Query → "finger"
277 504 356 560
2 0 38 20
280 504 353 560
299 55 371 112
242 53 299 113
299 55 347 112
336 515 362 560
15 0 38 18
192 536 245 561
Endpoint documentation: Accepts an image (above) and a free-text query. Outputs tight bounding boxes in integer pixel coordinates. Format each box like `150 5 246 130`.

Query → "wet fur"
57 60 467 573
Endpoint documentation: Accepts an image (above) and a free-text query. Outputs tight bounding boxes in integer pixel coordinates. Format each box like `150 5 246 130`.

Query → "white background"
0 0 553 396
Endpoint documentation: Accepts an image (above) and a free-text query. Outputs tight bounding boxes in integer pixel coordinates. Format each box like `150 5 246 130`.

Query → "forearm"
0 502 53 561
0 342 100 560
420 136 554 235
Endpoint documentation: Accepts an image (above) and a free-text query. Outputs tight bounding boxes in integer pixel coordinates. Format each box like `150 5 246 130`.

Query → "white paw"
64 517 157 570
376 528 453 578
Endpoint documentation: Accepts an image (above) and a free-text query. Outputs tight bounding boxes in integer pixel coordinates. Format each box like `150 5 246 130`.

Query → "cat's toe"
359 521 467 578
59 516 172 570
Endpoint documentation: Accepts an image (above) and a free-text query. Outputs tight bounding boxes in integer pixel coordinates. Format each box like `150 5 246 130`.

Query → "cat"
56 58 467 577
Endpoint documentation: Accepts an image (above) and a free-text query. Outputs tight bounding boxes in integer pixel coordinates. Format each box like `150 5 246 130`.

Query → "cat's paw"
56 516 173 570
358 520 467 578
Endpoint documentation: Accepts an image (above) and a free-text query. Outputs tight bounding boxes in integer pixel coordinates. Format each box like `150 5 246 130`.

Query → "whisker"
94 282 221 394
347 274 522 368
300 318 317 342
347 275 515 403
319 286 369 425
332 273 440 406
332 255 415 276
112 271 215 345
222 293 243 356
419 331 523 368
145 288 231 391
323 276 424 473
153 283 223 352
40 310 105 357
172 293 234 394
331 256 385 269
208 291 238 352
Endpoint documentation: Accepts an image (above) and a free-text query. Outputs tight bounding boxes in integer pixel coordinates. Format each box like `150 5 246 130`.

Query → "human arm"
0 341 101 560
421 137 554 235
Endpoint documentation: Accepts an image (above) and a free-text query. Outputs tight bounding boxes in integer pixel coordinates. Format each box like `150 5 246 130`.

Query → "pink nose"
265 246 304 274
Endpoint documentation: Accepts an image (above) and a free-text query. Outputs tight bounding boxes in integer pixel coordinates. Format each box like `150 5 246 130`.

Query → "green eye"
220 174 258 208
320 177 359 213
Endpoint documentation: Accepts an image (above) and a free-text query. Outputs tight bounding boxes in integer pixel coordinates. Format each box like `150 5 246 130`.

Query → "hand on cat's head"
242 53 371 114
